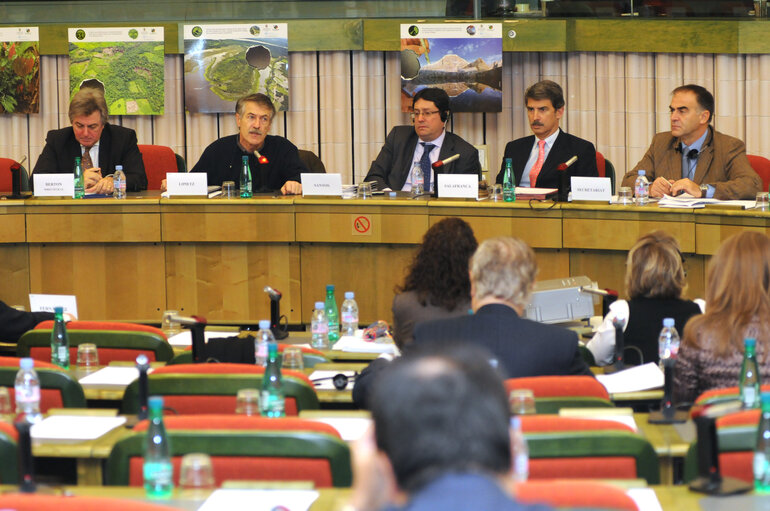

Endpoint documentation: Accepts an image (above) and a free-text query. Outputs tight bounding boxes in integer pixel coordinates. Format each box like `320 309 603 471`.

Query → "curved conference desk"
0 194 765 324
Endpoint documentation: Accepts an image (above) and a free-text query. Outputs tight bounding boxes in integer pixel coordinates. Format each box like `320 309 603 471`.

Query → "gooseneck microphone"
431 154 460 169
556 155 578 202
254 150 269 164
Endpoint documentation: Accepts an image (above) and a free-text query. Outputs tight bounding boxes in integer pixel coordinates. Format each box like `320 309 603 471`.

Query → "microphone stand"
648 357 688 424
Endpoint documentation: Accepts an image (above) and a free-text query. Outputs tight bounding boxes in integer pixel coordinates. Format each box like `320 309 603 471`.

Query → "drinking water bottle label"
342 312 356 323
256 344 267 361
144 461 173 487
15 387 40 404
744 387 757 407
755 452 768 481
312 323 329 334
261 390 285 415
58 346 68 361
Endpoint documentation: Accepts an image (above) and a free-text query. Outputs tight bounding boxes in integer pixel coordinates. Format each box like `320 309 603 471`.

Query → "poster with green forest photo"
68 27 165 115
0 27 40 114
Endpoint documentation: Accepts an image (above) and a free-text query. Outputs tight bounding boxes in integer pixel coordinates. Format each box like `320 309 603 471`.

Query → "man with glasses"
365 87 480 192
33 88 147 193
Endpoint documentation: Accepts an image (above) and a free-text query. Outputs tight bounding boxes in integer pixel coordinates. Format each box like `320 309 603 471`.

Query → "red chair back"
694 385 770 406
138 144 178 190
505 375 610 400
0 356 68 412
514 480 638 510
0 158 21 192
34 320 168 340
709 409 761 484
28 346 159 366
596 151 607 178
748 154 770 192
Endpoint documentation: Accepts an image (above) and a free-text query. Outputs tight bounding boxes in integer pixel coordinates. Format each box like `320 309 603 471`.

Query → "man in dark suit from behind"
496 80 597 191
413 236 593 378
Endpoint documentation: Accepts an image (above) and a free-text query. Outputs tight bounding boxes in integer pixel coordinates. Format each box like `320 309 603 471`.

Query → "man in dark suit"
365 87 480 192
413 236 593 379
496 80 597 191
33 88 147 193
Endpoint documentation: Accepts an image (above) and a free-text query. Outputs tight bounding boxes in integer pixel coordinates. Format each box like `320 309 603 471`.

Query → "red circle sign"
354 216 371 233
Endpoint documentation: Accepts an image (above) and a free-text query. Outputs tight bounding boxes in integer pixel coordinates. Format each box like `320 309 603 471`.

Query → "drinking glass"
76 343 99 370
756 192 769 211
358 182 372 199
282 346 304 371
509 389 537 415
179 453 215 490
221 181 236 199
490 184 503 201
235 388 260 416
162 310 181 335
618 186 633 205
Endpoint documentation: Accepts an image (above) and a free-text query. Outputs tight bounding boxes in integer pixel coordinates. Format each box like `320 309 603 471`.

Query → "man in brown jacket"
621 84 761 200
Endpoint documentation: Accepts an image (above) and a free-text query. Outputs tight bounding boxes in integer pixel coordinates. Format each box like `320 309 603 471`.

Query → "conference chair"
0 420 18 483
106 414 352 487
120 363 320 416
34 320 168 340
521 415 660 484
505 375 614 413
298 149 326 173
693 385 770 407
748 154 770 192
138 144 186 190
0 356 86 411
596 151 617 194
18 329 174 365
0 494 184 511
514 480 638 510
0 157 30 193
167 343 329 367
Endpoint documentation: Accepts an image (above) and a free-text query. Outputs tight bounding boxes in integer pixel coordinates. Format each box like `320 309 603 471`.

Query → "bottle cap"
149 395 164 409
259 319 271 330
505 157 512 164
345 291 354 299
115 165 123 171
54 306 64 315
326 284 335 292
745 338 757 348
268 342 279 355
19 357 33 370
638 170 646 176
242 155 249 163
389 191 397 198
75 156 81 163
663 317 674 327
315 301 324 309
762 392 770 405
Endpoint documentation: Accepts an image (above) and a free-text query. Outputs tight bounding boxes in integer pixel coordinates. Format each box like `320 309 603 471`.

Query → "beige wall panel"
683 54 715 97
287 52 320 157
185 112 220 172
352 51 384 183
319 52 352 178
567 52 597 150
625 54 655 175
714 54 745 141
384 52 411 131
595 53 628 173
745 54 770 158
0 245 30 307
654 53 683 132
151 54 185 155
29 56 64 171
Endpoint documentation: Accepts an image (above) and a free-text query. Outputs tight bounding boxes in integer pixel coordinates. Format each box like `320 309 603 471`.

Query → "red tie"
82 147 94 169
528 139 546 187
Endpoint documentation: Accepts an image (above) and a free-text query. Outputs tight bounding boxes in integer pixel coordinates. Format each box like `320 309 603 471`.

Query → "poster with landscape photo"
400 23 502 113
68 27 165 115
0 27 40 114
183 23 289 113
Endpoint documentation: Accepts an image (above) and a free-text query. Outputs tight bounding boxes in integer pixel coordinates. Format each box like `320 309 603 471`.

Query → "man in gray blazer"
364 88 480 192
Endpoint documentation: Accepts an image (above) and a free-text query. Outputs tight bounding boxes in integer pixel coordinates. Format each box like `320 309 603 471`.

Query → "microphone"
263 286 288 339
169 314 208 363
136 354 150 421
254 150 269 164
556 155 578 171
556 156 577 202
263 285 282 301
431 154 460 169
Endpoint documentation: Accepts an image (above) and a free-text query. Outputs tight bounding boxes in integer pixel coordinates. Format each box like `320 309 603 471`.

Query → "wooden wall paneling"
0 244 31 308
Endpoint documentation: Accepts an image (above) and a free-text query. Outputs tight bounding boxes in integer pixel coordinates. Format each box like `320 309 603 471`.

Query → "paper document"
197 489 319 511
332 335 396 354
595 362 664 394
31 415 126 442
658 193 755 209
309 370 356 390
626 488 663 511
307 417 372 441
166 330 238 347
77 366 153 386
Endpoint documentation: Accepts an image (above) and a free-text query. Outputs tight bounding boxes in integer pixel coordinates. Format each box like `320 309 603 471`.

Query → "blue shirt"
681 129 713 197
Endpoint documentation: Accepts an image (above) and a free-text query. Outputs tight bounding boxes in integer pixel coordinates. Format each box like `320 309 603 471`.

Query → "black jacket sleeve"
0 301 54 343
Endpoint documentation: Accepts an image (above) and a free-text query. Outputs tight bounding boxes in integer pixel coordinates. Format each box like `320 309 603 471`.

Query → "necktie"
420 143 435 192
528 139 546 187
81 147 94 170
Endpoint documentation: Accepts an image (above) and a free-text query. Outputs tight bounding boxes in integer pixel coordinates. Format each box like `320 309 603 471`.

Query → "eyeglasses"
410 110 440 121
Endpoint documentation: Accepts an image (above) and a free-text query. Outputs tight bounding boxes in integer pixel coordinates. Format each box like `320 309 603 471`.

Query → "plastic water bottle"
411 161 424 197
634 170 649 205
15 358 41 424
254 319 274 366
50 306 70 370
657 317 680 368
261 341 285 417
503 157 515 202
73 156 85 199
325 285 340 344
741 338 761 409
113 165 126 199
510 416 529 482
144 395 173 499
240 155 252 198
340 291 359 337
754 392 770 493
311 301 329 349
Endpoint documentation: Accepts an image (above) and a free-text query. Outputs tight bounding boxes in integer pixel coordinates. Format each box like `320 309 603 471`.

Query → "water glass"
161 310 181 335
76 343 99 370
179 453 215 490
358 182 372 199
221 181 236 199
490 184 503 201
282 346 304 371
509 389 537 415
756 192 769 211
618 186 633 205
235 388 260 416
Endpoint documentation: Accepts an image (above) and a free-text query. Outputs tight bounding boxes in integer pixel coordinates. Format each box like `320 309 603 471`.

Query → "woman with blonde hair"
674 231 770 403
586 230 702 366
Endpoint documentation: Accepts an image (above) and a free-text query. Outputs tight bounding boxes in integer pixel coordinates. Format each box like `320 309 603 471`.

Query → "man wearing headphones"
364 87 480 192
621 84 760 200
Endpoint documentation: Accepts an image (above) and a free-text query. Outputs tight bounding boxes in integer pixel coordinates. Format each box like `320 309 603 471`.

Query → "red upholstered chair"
168 343 329 367
0 356 86 412
0 157 30 193
106 414 351 487
748 154 770 192
596 151 616 193
34 320 168 340
0 494 182 511
138 144 185 190
505 375 613 413
694 385 770 407
513 480 638 510
520 415 659 484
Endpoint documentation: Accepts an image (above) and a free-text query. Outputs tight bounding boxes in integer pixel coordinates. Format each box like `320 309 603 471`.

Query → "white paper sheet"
29 293 78 318
332 335 396 354
197 489 319 511
595 362 664 394
558 408 638 432
309 370 356 390
627 488 664 511
307 417 372 441
658 193 755 210
77 366 152 386
166 330 239 347
31 415 126 442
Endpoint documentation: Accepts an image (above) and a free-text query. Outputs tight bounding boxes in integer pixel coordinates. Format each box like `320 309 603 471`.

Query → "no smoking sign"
352 215 372 235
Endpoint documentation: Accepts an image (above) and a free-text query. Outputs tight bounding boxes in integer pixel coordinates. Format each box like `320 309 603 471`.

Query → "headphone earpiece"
440 110 449 123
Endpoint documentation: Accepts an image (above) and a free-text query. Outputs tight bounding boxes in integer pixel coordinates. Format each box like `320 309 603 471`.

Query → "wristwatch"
699 184 709 197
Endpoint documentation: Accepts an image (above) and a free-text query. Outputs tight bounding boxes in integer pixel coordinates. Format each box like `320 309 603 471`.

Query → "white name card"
29 294 78 318
301 173 342 196
33 174 74 197
437 174 478 199
167 172 208 196
571 176 612 202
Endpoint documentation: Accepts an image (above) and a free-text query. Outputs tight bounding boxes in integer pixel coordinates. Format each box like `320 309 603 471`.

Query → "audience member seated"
0 300 54 342
347 343 552 511
586 231 702 366
674 231 770 404
412 236 593 378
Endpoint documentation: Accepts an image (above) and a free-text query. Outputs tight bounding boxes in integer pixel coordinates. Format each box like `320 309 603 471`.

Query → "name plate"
437 174 478 199
167 172 208 196
571 176 612 202
302 173 342 196
29 294 78 318
34 174 74 197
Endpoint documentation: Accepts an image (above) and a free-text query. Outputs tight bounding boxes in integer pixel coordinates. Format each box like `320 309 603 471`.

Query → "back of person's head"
524 80 565 110
471 236 537 309
369 343 511 493
412 87 450 122
625 231 686 300
398 217 477 316
69 88 109 124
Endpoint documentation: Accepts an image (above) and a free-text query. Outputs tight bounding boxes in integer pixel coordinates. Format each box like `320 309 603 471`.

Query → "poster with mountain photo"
400 23 502 113
68 27 165 115
0 27 40 114
183 23 289 113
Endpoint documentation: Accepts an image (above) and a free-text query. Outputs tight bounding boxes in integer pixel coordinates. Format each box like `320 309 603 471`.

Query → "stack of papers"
198 489 319 511
658 193 756 209
78 366 150 386
166 330 238 347
31 415 126 442
595 362 664 394
332 335 396 354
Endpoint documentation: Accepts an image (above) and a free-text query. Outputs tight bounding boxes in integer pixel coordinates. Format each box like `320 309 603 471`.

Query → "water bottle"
254 319 273 366
240 155 252 198
411 161 424 197
754 392 770 493
741 338 761 409
634 170 649 205
340 291 359 337
113 165 126 199
510 416 529 482
144 395 173 499
14 358 42 424
657 317 680 368
261 341 285 417
503 157 515 202
50 306 70 370
311 301 329 349
325 285 340 344
73 156 85 199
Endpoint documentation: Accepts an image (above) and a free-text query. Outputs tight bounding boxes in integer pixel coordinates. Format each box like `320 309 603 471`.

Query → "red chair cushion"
514 480 638 510
505 376 610 400
0 356 60 370
529 457 638 480
133 414 340 437
138 144 178 191
34 321 167 340
0 420 19 442
720 451 753 484
29 347 158 365
521 415 635 433
153 363 314 386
